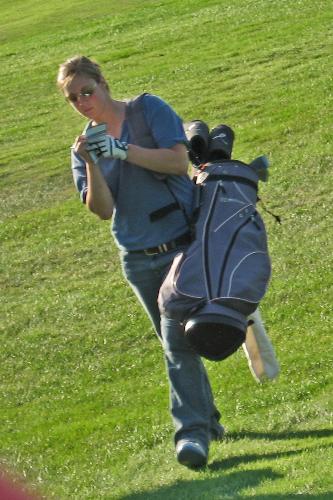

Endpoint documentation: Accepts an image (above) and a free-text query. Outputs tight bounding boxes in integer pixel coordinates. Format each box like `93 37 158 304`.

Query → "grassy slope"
0 0 332 498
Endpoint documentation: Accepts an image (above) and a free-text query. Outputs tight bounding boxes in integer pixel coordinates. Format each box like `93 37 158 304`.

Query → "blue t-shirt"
71 94 195 250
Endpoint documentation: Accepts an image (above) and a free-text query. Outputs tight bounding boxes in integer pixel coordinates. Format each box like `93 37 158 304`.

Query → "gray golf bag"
158 123 272 361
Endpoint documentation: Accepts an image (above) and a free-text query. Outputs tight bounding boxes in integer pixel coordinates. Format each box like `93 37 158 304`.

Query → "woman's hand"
73 135 95 164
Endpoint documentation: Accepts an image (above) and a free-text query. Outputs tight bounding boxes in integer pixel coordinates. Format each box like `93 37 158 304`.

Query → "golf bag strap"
126 93 158 149
126 93 192 228
150 202 180 222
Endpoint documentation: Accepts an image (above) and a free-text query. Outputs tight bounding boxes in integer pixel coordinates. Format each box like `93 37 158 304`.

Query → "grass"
0 0 332 498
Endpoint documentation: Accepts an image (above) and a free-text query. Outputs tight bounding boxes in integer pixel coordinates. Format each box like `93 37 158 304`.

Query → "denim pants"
120 247 223 450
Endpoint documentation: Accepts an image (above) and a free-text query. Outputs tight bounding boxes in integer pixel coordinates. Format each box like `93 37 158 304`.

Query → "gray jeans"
120 247 222 450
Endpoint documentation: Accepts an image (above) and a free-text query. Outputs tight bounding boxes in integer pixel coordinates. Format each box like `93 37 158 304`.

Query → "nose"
75 95 89 108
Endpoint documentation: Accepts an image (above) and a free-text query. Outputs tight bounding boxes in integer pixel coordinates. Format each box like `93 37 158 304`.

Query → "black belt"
130 232 192 256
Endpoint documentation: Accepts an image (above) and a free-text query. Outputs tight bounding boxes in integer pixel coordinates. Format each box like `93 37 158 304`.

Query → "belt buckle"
158 243 170 253
143 241 173 256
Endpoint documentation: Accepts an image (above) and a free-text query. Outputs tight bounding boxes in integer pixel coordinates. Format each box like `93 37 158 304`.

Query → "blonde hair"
57 55 109 92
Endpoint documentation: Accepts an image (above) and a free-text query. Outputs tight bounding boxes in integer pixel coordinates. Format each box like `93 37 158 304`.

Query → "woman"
57 55 223 468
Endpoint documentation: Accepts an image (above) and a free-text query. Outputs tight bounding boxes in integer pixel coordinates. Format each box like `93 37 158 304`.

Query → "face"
64 74 109 120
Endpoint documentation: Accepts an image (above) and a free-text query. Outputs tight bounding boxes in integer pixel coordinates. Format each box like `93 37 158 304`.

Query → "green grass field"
1 0 332 498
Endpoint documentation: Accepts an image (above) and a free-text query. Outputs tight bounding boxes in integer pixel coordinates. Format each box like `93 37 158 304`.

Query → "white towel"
243 309 280 383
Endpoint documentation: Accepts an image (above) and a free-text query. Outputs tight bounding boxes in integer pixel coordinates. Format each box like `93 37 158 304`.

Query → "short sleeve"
142 94 187 149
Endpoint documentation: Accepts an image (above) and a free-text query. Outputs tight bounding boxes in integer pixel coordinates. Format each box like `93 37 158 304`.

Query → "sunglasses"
66 82 98 103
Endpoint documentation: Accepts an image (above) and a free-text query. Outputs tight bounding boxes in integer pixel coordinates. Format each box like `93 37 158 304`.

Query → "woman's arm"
85 161 114 219
74 135 114 220
126 143 189 176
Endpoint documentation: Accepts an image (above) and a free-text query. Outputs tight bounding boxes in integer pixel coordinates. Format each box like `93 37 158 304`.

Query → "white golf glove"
86 147 100 164
84 123 107 164
86 134 128 161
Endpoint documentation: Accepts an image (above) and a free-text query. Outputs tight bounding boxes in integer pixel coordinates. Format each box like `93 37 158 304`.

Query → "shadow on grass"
209 447 306 471
120 429 333 499
209 428 332 478
225 428 333 442
120 468 282 499
120 467 331 499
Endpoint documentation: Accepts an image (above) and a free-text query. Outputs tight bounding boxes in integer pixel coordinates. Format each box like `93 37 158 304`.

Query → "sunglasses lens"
66 84 96 103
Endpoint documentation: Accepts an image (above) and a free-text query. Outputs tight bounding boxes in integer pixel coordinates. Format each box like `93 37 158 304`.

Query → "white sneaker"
176 439 208 468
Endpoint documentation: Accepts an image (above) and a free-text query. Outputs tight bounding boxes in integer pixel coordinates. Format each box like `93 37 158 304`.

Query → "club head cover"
208 124 235 161
184 120 210 166
249 155 270 182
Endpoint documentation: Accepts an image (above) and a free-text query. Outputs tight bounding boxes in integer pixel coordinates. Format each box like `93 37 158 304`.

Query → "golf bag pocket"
225 211 271 304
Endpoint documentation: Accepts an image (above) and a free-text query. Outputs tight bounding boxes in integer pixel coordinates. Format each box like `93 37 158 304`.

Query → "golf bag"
158 122 272 362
